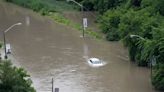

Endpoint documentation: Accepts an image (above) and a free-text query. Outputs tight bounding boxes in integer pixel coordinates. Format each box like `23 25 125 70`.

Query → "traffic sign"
83 18 88 28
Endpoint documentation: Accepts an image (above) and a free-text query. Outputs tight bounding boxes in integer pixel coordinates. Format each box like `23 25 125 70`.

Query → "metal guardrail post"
52 78 54 92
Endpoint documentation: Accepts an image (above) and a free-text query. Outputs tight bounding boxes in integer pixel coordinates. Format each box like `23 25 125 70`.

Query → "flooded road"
0 1 159 92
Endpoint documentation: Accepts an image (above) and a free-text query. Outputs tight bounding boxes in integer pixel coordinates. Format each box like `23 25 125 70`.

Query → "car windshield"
90 60 101 64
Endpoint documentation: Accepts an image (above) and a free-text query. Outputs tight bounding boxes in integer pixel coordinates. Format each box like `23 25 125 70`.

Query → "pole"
67 0 84 37
81 5 84 37
3 32 7 59
150 61 152 80
52 78 54 92
2 22 22 59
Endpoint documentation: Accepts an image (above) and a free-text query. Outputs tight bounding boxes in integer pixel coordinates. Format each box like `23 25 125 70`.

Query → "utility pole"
81 4 84 37
67 0 85 37
52 78 54 92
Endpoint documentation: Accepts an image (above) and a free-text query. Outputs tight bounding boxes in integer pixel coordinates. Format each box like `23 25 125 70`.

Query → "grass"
40 0 78 12
48 12 103 39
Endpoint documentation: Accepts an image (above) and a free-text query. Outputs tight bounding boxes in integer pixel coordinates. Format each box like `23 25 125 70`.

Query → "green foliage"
0 61 36 92
81 0 94 11
151 38 164 90
118 9 143 38
126 0 142 8
49 13 71 25
119 7 164 88
106 29 120 41
4 0 55 16
141 0 164 16
123 35 148 67
80 0 125 13
140 40 156 63
153 38 164 64
123 35 138 61
41 0 77 12
152 64 164 90
99 9 122 41
100 7 159 42
134 40 148 66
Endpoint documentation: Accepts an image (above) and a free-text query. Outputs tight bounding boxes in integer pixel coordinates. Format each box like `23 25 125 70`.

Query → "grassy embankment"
4 0 102 39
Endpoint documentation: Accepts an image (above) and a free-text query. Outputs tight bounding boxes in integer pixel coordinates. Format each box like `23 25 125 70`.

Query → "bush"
106 29 120 41
0 61 36 92
135 40 148 66
99 9 122 41
123 35 138 61
141 0 164 16
4 0 54 16
118 9 143 38
81 0 94 11
123 35 151 66
152 64 164 90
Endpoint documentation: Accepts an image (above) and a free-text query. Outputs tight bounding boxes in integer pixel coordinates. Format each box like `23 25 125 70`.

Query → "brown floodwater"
0 1 159 92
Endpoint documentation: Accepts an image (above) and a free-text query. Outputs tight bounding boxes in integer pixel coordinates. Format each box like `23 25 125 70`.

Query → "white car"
88 58 104 67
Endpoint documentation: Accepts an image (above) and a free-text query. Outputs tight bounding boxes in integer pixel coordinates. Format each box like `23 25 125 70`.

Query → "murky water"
0 1 159 92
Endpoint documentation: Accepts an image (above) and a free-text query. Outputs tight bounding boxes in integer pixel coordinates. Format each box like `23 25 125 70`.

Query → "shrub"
81 0 94 11
0 61 36 92
106 29 120 41
123 35 138 61
99 9 122 41
152 64 164 90
118 9 143 38
4 0 54 15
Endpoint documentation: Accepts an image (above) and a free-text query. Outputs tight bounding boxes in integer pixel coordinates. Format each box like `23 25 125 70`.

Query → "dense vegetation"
4 0 164 91
4 0 54 15
0 60 36 92
4 0 76 15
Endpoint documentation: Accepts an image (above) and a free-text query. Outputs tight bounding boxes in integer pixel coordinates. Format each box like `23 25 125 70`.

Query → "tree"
141 0 164 16
99 9 122 41
81 0 125 13
0 61 36 92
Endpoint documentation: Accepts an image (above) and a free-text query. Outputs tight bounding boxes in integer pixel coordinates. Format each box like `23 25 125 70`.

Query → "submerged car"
88 58 104 67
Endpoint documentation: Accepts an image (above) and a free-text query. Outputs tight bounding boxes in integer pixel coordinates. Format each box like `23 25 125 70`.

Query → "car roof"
90 58 100 61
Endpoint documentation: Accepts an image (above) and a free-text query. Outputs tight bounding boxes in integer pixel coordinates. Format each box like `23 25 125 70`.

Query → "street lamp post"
3 22 22 59
67 0 84 37
130 35 145 40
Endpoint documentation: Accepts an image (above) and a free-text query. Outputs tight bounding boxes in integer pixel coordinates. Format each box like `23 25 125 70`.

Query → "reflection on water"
83 42 89 60
25 16 30 26
0 1 159 92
